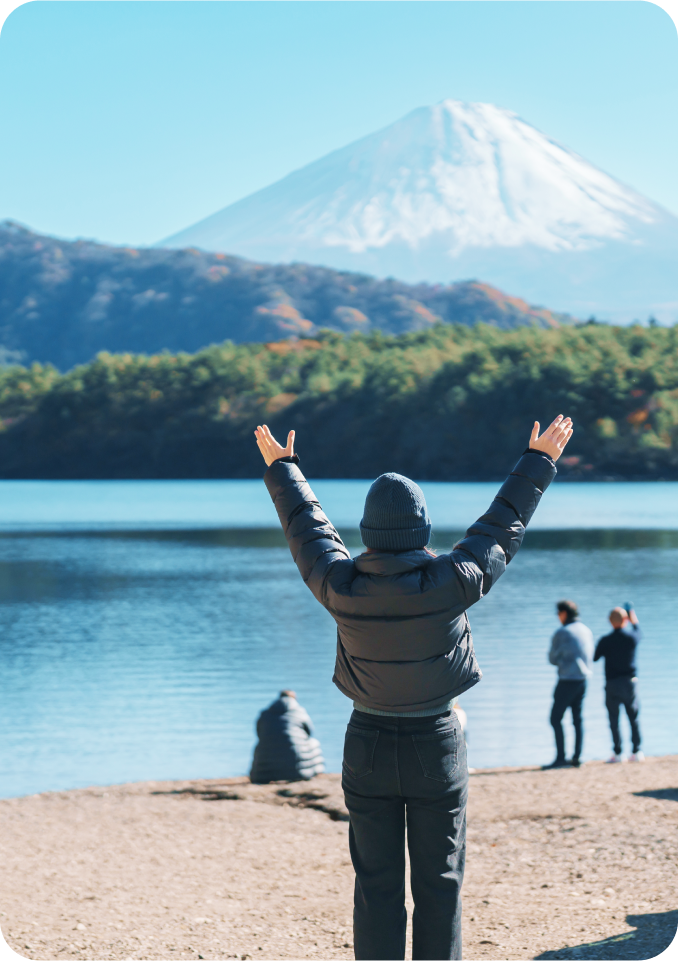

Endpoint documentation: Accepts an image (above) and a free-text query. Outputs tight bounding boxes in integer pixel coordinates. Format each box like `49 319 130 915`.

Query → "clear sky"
0 1 676 248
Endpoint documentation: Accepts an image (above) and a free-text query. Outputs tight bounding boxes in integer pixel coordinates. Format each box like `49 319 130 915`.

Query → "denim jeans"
341 708 468 961
550 679 586 762
606 677 641 754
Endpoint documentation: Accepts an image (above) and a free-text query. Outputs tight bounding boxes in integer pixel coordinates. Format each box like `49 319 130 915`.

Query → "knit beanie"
360 473 431 551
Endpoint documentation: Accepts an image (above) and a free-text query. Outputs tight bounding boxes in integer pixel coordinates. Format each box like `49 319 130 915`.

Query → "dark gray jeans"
606 676 641 754
341 708 468 961
550 679 586 762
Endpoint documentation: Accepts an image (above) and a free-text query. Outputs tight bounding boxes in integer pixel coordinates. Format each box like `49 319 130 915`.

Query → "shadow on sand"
535 909 678 960
632 787 678 803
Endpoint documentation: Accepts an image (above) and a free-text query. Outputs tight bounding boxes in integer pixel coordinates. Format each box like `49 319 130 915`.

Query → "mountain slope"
0 221 570 371
162 100 678 323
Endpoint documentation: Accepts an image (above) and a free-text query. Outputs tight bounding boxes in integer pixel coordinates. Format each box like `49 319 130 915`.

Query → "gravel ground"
1 757 676 961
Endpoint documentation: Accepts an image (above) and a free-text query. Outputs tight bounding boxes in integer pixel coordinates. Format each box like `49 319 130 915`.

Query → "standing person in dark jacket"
594 605 643 763
545 599 594 769
254 415 573 961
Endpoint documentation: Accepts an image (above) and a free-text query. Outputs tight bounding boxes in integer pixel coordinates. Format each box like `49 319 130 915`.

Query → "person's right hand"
529 415 573 462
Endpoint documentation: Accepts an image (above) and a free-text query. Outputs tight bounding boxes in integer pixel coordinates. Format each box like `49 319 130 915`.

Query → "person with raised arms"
595 604 644 763
254 415 573 961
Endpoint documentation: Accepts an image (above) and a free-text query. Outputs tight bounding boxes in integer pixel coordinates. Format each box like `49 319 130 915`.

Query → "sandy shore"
1 757 677 961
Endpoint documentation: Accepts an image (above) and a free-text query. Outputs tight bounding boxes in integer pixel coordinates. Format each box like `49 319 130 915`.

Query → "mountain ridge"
0 220 570 371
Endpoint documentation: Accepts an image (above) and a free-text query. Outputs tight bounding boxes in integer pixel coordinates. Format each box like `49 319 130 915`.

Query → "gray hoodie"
549 621 594 680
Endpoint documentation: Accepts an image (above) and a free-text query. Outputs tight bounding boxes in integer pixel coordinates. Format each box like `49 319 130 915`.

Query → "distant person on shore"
249 690 325 784
594 605 644 763
545 599 594 769
255 414 573 961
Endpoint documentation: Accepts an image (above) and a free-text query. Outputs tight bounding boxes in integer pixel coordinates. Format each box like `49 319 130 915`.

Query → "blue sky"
0 1 676 247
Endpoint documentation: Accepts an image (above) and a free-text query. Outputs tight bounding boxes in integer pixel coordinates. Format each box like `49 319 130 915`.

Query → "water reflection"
3 526 678 550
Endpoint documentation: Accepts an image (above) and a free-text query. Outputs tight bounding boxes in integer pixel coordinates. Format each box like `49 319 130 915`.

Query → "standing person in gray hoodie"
545 599 594 769
255 415 573 961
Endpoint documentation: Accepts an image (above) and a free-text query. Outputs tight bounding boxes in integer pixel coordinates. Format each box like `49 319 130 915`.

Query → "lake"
1 479 677 799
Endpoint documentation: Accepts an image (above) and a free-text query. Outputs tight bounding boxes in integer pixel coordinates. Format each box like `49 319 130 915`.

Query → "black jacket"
594 624 642 681
264 450 556 712
250 695 325 783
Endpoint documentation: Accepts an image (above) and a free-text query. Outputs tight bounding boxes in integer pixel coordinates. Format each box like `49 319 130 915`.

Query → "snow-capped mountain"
162 100 678 322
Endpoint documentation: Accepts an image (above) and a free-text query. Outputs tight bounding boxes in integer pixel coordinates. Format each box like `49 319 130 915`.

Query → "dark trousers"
341 709 468 961
606 677 641 754
550 679 586 762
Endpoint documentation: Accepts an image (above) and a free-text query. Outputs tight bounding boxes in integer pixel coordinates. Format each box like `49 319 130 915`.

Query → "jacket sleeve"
549 631 562 665
263 458 351 606
593 637 605 662
448 448 556 603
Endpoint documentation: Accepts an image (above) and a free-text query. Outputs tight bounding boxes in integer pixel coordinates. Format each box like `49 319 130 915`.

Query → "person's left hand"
529 415 573 462
254 424 295 466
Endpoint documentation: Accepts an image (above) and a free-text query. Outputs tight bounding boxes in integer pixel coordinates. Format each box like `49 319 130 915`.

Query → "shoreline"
1 757 677 961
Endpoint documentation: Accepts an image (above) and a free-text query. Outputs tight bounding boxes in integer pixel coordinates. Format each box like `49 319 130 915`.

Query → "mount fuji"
162 100 678 322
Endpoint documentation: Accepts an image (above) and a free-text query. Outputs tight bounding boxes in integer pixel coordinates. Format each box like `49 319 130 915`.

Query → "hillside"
0 323 676 480
0 221 570 371
162 100 678 324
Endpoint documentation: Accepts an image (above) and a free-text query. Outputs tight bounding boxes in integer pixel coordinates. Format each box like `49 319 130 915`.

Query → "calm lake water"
1 479 677 798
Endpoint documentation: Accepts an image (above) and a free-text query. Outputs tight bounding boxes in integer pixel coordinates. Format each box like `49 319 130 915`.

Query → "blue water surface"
0 478 677 531
0 479 676 798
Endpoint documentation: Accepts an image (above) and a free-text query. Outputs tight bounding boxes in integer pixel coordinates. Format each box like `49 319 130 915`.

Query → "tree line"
0 322 676 479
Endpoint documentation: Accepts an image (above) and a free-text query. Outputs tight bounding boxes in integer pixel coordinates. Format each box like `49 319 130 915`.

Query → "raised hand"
529 415 573 462
254 424 295 467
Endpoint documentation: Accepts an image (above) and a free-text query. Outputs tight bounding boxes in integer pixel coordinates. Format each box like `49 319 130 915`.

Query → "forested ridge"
0 323 676 480
1 221 569 370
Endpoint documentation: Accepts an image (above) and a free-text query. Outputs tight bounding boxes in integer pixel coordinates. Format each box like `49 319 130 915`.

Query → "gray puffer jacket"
250 694 325 784
264 450 556 712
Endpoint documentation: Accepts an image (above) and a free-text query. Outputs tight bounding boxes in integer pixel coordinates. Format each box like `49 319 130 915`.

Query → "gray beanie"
360 473 431 551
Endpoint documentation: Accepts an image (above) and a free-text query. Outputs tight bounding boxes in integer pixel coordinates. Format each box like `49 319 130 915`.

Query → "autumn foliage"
0 323 676 479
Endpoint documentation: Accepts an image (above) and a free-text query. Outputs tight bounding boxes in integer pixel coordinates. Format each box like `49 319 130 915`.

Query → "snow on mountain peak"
161 99 678 321
288 99 656 255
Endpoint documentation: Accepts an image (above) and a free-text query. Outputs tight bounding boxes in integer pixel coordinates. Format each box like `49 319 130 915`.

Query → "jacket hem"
332 671 482 714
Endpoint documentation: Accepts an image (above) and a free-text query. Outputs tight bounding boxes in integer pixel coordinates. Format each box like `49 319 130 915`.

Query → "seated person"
249 690 325 784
